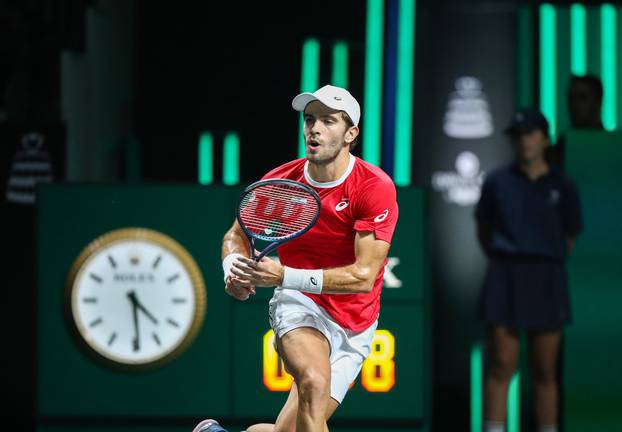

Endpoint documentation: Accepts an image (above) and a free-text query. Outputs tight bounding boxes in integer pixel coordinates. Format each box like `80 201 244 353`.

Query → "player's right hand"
225 276 256 301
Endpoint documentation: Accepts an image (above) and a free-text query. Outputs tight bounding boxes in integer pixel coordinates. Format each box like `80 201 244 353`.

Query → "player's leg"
192 385 338 432
276 327 331 432
527 329 562 431
260 289 366 432
484 326 520 431
246 383 299 432
246 383 339 432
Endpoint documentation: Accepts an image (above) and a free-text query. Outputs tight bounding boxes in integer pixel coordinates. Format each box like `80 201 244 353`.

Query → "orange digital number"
263 329 293 391
262 329 395 393
361 329 396 392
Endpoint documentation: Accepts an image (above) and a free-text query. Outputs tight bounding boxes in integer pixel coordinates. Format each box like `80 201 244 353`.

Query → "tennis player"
193 85 399 432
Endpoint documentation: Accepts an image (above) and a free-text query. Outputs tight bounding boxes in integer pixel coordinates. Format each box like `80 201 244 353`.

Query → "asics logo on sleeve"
310 277 317 285
335 200 349 211
374 209 389 222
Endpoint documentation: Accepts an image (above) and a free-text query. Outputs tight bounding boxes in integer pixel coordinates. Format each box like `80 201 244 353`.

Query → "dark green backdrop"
564 131 622 430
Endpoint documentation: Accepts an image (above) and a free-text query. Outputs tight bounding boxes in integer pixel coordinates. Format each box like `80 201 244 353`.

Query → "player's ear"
344 126 359 145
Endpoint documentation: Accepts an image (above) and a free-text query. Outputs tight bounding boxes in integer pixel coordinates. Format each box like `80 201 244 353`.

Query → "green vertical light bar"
557 7 571 134
394 0 415 187
571 4 587 75
223 132 240 185
298 39 321 158
586 7 601 76
331 41 349 88
517 6 534 107
363 0 384 165
470 342 482 432
198 131 213 185
540 4 557 141
507 372 520 432
618 5 622 129
601 4 617 131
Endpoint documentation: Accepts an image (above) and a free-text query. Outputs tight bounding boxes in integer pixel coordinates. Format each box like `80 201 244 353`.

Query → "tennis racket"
237 179 321 261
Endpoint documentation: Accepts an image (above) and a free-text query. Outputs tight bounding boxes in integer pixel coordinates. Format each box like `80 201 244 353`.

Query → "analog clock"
65 228 206 369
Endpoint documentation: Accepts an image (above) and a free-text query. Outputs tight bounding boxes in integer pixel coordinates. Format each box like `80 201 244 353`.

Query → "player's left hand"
231 256 284 287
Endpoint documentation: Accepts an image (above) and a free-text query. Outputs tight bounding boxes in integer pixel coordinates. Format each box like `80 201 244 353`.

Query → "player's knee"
296 368 330 401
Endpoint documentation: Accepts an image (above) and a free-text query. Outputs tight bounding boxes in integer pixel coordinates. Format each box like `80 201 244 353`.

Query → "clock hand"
127 293 140 352
128 291 158 325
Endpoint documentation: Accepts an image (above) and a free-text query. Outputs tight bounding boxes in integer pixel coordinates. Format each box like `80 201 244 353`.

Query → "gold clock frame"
65 227 206 371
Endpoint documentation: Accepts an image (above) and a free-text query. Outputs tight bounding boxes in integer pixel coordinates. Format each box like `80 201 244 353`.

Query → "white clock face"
68 231 205 367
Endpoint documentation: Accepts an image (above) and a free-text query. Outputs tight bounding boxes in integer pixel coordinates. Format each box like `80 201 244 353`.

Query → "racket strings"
240 206 317 233
239 184 319 238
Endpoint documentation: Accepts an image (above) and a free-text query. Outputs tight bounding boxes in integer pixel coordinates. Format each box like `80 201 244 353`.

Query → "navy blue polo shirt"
475 164 583 260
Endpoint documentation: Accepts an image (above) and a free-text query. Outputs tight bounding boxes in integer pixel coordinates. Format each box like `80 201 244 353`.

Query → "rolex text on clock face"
70 236 201 366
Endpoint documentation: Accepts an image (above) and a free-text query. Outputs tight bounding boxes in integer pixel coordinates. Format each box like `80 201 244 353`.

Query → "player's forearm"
222 227 250 259
233 257 381 293
279 231 387 294
320 264 378 294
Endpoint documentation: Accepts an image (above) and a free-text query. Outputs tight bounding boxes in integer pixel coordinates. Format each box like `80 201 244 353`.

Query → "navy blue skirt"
479 253 571 330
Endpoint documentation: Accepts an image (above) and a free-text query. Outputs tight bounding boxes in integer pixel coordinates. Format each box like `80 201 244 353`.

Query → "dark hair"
570 74 603 100
340 112 359 149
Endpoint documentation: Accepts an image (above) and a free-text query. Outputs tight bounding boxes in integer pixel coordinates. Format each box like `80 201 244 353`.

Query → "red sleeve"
353 178 399 243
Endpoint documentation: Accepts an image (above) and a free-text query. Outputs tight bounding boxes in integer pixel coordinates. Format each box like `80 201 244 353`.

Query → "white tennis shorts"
268 287 377 403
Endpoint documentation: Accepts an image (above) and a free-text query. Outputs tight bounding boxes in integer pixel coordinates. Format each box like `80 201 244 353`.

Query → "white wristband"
222 253 244 282
281 267 323 294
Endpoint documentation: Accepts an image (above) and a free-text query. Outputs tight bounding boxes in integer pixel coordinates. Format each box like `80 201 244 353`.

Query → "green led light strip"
517 6 534 107
332 41 349 88
507 372 520 432
470 342 482 432
223 132 240 185
198 131 213 185
363 0 384 166
298 39 321 158
601 4 617 131
570 4 587 75
394 0 415 186
540 4 557 141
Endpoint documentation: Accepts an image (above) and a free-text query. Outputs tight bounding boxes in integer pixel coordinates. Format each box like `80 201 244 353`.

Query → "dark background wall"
136 1 367 183
2 1 621 431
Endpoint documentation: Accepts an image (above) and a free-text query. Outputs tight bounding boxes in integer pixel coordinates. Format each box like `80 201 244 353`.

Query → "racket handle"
255 242 280 261
246 237 258 261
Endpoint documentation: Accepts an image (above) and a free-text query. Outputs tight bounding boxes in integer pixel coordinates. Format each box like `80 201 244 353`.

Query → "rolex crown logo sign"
6 132 54 205
443 76 493 139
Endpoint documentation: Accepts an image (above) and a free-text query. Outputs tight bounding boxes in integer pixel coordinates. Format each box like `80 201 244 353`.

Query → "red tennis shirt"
262 154 399 331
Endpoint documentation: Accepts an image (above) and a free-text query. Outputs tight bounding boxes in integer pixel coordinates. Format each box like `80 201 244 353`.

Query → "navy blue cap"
504 108 550 136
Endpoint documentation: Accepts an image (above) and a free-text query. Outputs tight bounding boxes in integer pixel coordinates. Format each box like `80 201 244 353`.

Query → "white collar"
304 153 355 188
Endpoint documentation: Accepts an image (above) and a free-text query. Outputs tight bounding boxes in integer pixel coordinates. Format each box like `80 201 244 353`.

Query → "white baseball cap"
292 85 361 126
